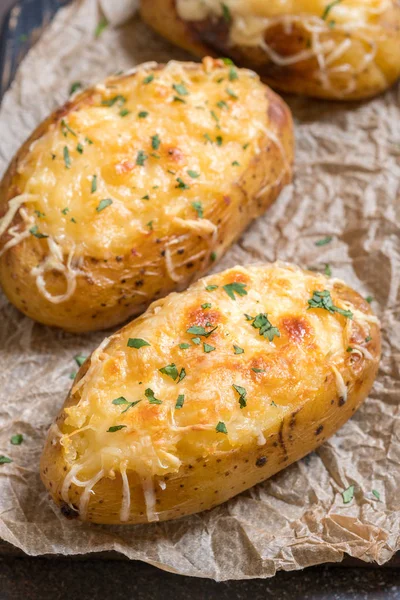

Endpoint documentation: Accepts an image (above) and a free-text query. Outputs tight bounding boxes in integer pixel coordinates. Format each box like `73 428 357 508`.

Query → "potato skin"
0 59 293 332
140 0 400 100
41 263 381 525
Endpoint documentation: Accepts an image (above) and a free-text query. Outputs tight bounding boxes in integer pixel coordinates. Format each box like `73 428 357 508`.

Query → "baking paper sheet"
0 0 399 581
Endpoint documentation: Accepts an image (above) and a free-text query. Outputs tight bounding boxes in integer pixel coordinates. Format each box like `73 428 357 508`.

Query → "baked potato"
40 262 381 525
0 58 293 333
140 0 400 100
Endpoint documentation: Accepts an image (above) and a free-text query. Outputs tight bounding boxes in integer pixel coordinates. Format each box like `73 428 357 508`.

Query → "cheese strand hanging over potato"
0 58 293 332
141 0 400 99
40 262 381 525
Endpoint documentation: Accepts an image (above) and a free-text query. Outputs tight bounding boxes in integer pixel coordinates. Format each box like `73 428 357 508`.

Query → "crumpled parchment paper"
0 0 399 581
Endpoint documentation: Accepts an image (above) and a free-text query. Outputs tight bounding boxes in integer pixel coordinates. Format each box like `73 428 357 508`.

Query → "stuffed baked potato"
41 262 381 525
0 58 293 332
140 0 400 100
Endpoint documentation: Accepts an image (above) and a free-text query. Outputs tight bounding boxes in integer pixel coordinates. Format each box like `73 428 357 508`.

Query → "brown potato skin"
140 0 400 100
40 280 381 525
0 67 293 333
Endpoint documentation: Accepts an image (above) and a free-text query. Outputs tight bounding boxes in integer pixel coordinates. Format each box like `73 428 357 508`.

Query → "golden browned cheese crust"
0 59 293 332
140 0 400 100
40 263 381 525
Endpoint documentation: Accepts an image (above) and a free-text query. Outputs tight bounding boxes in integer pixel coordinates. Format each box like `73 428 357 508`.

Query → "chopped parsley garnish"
221 2 232 23
76 143 83 154
324 263 332 276
191 337 201 345
85 136 93 145
372 489 381 501
216 136 223 146
101 95 126 107
136 150 148 166
308 290 353 319
159 363 179 381
178 368 186 382
315 235 332 246
226 87 238 99
342 484 355 504
322 0 343 20
173 96 186 103
216 421 228 434
179 343 190 349
151 134 161 150
250 314 280 342
365 296 373 304
29 226 48 239
112 397 141 413
233 345 244 354
204 133 213 144
203 343 215 353
242 142 249 149
232 161 240 166
0 456 12 464
107 425 127 433
145 388 162 404
69 81 82 95
210 110 219 123
70 217 77 223
95 16 108 38
210 252 217 262
96 198 113 212
34 210 45 218
69 372 76 379
172 82 189 96
147 220 153 230
229 66 238 81
61 207 70 215
206 285 218 291
142 194 150 200
176 177 190 190
217 100 229 110
202 303 211 309
127 338 150 349
91 174 97 193
252 368 265 373
74 354 87 367
365 335 372 343
244 314 254 321
63 146 71 168
143 73 154 84
223 282 247 300
175 394 185 409
187 170 200 178
61 119 77 137
186 325 217 338
10 434 23 445
138 111 149 118
120 109 130 117
271 401 277 407
346 347 353 353
232 384 247 408
192 201 204 218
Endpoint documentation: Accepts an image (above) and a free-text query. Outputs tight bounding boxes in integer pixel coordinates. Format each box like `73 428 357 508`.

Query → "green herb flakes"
251 314 280 342
95 16 108 37
138 111 149 118
216 421 228 434
206 284 218 291
175 394 185 409
192 201 204 218
69 81 82 95
159 363 179 381
221 2 232 23
176 177 190 190
210 252 217 262
372 489 381 501
101 95 126 107
229 66 238 81
29 226 48 239
145 388 162 404
127 338 150 349
61 119 77 137
223 282 247 300
76 143 83 154
143 73 154 84
187 170 200 178
232 161 240 166
96 198 113 212
315 235 332 246
232 384 247 408
61 207 70 215
112 397 128 405
202 303 211 309
342 484 355 504
63 146 71 168
365 336 372 343
179 343 190 349
91 174 97 193
0 456 12 465
226 87 238 99
74 354 87 367
324 263 332 276
233 345 244 354
186 325 217 338
178 368 186 382
203 343 215 353
151 134 161 150
172 82 189 96
308 290 353 319
136 150 148 166
322 0 343 20
120 109 130 117
191 337 201 345
252 368 265 373
365 296 373 304
107 425 126 433
10 434 23 445
217 100 228 110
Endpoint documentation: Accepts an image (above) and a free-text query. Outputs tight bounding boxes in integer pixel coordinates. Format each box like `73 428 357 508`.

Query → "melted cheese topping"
59 263 378 508
7 59 268 261
176 0 397 96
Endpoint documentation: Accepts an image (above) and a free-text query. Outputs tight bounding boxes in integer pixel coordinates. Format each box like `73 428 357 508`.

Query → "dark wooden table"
0 1 399 597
